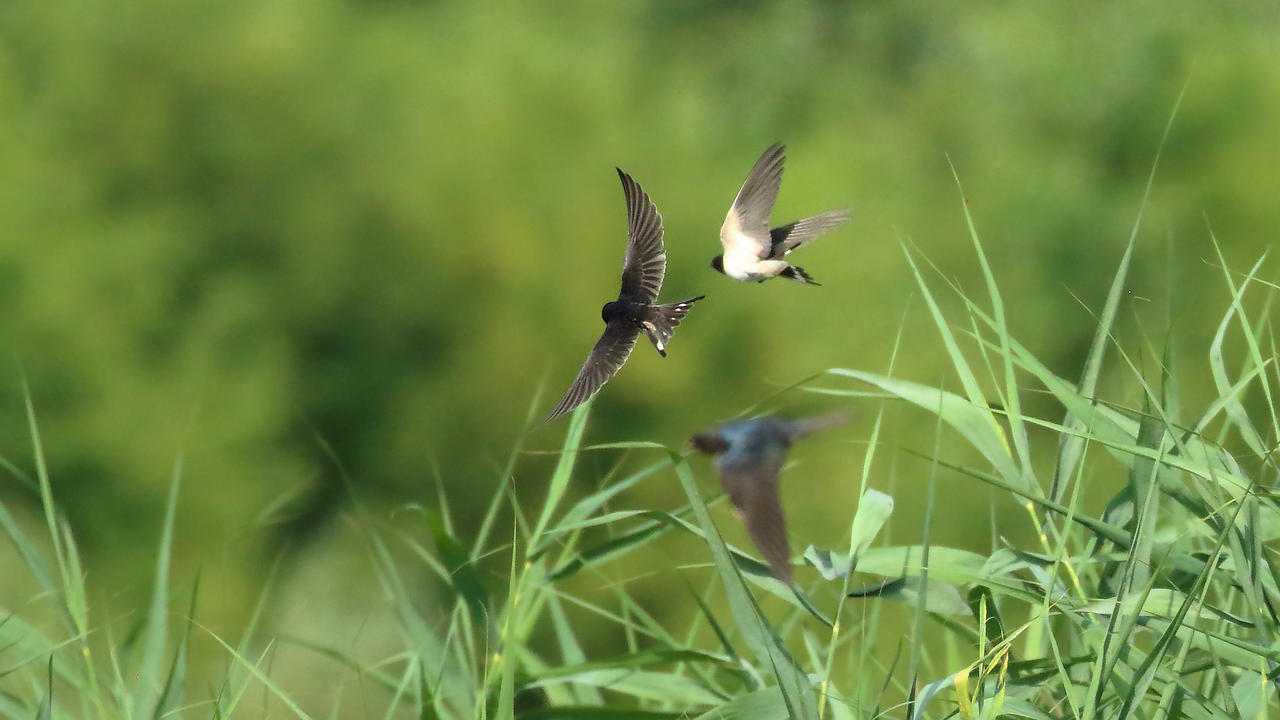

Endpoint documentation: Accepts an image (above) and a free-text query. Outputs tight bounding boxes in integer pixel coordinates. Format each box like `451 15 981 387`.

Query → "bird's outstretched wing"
721 453 788 584
719 458 792 585
720 143 785 260
768 209 852 258
616 169 666 304
545 321 640 421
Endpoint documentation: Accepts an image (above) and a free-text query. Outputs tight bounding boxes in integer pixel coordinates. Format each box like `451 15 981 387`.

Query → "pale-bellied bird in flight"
690 412 849 585
545 169 705 421
711 143 851 285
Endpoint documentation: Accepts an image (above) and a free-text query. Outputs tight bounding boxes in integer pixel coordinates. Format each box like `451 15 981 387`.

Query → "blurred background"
1 0 1279 709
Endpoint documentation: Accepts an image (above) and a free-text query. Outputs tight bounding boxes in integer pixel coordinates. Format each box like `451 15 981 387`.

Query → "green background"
1 0 1277 708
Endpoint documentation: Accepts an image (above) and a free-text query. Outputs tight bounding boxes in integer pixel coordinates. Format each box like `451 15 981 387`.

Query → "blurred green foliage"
0 0 1278 667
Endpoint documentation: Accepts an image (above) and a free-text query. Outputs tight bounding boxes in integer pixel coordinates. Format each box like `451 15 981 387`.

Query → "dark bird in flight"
690 412 849 585
711 143 851 285
545 169 705 421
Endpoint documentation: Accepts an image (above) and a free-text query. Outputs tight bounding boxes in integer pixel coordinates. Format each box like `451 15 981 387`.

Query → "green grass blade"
0 500 52 590
668 452 816 719
1051 77 1188 503
154 575 199 720
207 634 312 720
825 369 1023 489
531 401 592 553
531 668 724 706
946 158 1035 488
690 687 785 720
899 245 1015 480
132 454 183 716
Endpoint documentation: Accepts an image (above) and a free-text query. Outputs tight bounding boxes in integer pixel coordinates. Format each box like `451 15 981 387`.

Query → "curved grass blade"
825 369 1024 490
668 452 816 719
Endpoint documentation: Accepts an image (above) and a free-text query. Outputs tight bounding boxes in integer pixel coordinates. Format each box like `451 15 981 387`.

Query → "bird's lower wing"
545 322 640 421
724 466 792 585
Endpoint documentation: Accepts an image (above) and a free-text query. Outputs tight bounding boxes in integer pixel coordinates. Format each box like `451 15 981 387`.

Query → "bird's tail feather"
769 209 852 257
643 296 705 356
779 265 820 285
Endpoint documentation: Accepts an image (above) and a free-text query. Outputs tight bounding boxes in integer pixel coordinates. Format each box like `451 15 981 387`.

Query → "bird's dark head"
689 431 730 455
710 255 725 275
601 300 622 323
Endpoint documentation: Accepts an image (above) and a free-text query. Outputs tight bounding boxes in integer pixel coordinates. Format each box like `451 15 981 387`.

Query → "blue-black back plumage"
545 170 705 421
690 412 848 584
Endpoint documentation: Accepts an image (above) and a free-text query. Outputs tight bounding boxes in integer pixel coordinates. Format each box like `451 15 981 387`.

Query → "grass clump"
5 127 1280 720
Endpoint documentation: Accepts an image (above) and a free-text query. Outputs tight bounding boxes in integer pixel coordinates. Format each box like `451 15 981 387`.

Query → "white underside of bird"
720 237 790 281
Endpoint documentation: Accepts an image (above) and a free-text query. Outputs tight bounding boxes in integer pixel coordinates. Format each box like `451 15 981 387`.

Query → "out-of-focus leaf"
967 585 1005 647
849 489 894 566
529 649 734 681
1078 589 1250 627
423 507 489 619
531 669 723 706
826 369 1024 491
690 687 785 720
846 577 972 617
517 708 685 720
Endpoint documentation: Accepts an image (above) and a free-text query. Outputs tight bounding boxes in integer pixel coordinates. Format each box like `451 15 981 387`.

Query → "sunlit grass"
6 120 1280 718
8 223 1280 718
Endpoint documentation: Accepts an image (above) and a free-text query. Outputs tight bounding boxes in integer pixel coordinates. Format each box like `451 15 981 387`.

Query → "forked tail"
643 295 705 356
779 265 820 285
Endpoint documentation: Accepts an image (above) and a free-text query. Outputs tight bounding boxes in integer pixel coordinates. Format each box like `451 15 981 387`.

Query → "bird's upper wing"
767 209 852 258
720 143 785 260
545 321 640 421
781 410 851 442
616 169 666 304
719 456 792 585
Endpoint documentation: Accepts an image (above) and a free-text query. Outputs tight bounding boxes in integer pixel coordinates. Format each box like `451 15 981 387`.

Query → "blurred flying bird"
689 412 849 585
545 169 705 421
711 143 851 285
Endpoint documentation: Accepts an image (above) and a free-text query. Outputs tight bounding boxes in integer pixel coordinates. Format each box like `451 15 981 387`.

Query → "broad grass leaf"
532 669 723 706
1230 670 1265 720
530 649 736 680
516 708 685 719
848 489 894 566
690 687 785 720
850 546 987 587
825 369 1025 491
846 577 971 617
1078 589 1250 627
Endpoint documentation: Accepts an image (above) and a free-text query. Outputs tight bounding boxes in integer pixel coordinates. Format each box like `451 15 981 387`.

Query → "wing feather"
616 169 666 304
545 321 640 421
768 209 852 258
719 458 792 585
720 143 785 259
